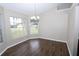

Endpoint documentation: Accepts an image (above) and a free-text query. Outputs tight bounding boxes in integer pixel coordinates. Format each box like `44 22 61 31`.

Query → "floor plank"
2 38 69 56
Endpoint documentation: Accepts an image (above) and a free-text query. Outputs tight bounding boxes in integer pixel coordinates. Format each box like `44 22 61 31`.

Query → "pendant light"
31 3 40 20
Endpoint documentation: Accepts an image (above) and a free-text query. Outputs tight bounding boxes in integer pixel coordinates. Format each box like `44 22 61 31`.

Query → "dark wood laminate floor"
2 38 69 56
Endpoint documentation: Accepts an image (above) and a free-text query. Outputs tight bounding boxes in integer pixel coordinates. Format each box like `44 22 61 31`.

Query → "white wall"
0 6 7 54
67 5 79 56
73 6 79 55
78 16 79 38
77 6 79 39
67 7 75 55
39 9 68 42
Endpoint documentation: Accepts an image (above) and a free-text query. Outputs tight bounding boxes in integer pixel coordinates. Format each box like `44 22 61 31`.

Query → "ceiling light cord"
34 3 37 18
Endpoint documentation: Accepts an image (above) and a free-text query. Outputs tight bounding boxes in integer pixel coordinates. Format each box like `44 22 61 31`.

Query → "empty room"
0 3 79 56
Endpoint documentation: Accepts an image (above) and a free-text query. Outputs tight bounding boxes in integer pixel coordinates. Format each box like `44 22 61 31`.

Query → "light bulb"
31 16 40 20
37 16 40 19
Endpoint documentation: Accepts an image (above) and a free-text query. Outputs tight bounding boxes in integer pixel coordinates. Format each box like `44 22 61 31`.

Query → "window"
30 16 39 34
9 17 26 38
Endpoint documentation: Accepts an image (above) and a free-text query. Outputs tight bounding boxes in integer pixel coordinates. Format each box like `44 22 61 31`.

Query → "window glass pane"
9 17 26 39
10 17 14 25
17 18 22 23
17 24 23 28
30 25 39 34
30 16 39 34
13 18 17 25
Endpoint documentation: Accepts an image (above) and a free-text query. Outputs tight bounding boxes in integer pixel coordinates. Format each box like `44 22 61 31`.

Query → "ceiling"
0 3 72 15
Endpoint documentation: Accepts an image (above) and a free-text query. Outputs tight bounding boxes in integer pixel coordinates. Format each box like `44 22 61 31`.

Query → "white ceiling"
0 3 72 15
0 3 58 15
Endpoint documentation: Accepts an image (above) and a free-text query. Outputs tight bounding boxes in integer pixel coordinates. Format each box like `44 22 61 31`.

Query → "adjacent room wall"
73 5 79 56
67 5 79 56
67 6 75 55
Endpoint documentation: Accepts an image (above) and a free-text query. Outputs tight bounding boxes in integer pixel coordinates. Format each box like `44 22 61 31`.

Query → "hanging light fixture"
30 3 40 20
30 3 40 26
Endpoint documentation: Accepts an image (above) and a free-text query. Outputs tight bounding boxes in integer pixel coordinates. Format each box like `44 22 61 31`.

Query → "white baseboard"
0 47 8 56
65 41 72 56
40 37 67 43
0 37 71 56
